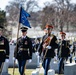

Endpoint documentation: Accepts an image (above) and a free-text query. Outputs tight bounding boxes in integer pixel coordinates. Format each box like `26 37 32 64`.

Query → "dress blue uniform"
14 27 32 75
39 25 58 75
58 32 70 74
0 26 9 73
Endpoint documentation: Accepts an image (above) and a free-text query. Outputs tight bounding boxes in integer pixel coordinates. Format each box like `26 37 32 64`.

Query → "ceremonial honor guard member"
39 24 58 75
14 27 32 75
58 32 70 74
0 26 9 74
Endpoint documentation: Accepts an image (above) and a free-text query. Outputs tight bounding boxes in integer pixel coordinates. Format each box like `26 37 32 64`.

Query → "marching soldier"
58 32 70 74
70 40 76 63
0 26 9 74
14 27 32 75
72 40 76 56
39 24 58 75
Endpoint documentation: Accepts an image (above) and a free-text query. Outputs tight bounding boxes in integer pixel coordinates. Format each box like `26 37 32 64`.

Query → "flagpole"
13 5 31 75
13 6 21 75
13 22 20 75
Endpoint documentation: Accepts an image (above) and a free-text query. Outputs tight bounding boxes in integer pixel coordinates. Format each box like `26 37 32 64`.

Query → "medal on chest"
25 41 28 45
0 40 4 45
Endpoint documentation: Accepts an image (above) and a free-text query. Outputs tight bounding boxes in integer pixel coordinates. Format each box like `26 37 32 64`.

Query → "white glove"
35 52 39 55
5 59 9 63
15 59 18 64
13 57 18 64
43 43 47 49
46 46 51 49
74 57 76 60
13 57 16 61
28 59 32 63
70 54 73 57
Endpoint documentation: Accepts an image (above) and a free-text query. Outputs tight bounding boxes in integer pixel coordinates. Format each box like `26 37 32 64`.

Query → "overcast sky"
0 0 76 10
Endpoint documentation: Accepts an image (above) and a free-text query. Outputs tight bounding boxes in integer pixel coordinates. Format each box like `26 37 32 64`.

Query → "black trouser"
18 60 26 75
58 57 65 74
42 58 51 75
0 62 4 74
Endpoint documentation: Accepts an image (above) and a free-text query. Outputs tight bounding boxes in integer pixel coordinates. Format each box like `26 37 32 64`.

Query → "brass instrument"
42 36 53 62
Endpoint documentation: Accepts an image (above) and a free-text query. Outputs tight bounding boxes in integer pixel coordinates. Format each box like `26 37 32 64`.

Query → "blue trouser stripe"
42 58 51 75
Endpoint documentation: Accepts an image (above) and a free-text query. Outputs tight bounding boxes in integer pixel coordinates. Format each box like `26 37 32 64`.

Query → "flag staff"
13 6 31 75
13 6 21 75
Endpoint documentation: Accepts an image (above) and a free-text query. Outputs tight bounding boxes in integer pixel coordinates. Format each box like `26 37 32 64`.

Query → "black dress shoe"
58 71 64 74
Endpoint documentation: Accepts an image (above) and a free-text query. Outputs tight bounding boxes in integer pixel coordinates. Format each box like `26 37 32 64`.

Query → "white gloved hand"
13 57 16 60
46 46 51 49
15 59 18 64
28 59 32 63
13 57 18 64
5 59 9 63
74 57 76 60
43 43 47 49
35 52 39 55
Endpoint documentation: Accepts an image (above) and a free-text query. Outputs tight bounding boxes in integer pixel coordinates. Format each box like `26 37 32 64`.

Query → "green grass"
8 68 34 75
8 68 63 75
8 68 43 75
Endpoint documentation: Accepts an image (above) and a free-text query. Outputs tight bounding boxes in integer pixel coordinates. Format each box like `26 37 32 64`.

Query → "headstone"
1 72 10 75
37 55 40 67
39 67 44 74
32 52 40 66
32 53 37 61
32 70 39 75
26 53 39 69
50 58 59 71
9 45 16 67
2 61 9 73
64 63 76 75
1 61 10 75
48 69 55 75
36 68 40 75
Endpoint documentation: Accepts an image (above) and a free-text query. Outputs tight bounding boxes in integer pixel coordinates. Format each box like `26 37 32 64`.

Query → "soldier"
0 26 9 74
71 40 76 63
14 27 32 75
39 24 58 75
72 40 76 56
58 32 70 74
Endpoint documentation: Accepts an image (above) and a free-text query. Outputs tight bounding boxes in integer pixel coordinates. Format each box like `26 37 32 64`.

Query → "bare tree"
53 0 73 32
5 0 76 32
40 5 56 29
5 0 39 25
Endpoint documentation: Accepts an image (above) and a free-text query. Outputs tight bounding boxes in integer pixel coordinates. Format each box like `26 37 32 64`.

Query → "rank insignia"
0 40 4 45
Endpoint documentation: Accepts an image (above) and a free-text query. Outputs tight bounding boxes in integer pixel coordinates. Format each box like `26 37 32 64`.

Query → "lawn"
8 68 43 75
8 68 63 75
